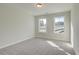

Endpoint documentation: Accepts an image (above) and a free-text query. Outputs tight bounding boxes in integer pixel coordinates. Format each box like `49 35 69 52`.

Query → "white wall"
35 11 71 42
0 4 34 48
71 4 79 54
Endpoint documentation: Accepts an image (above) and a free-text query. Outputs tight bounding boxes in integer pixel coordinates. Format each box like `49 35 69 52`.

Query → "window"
54 16 64 34
39 18 46 32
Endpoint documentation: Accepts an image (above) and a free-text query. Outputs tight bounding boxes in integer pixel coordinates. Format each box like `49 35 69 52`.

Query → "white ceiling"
1 3 73 16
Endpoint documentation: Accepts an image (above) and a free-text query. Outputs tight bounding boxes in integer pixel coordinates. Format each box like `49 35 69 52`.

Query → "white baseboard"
0 36 34 49
35 36 69 43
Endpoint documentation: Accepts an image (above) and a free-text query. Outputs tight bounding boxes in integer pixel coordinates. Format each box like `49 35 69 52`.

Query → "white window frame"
54 16 64 34
38 18 47 32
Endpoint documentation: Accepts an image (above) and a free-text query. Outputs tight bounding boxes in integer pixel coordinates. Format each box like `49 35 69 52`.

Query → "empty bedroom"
0 3 79 55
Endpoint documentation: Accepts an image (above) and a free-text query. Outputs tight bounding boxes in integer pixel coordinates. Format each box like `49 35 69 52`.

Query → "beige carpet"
0 38 75 55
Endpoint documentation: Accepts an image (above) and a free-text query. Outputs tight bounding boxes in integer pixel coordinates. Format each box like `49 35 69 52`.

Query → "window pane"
54 16 64 34
39 18 46 32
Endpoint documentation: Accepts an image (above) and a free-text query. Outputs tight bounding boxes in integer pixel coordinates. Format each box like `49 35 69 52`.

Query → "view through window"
54 16 64 34
39 18 46 32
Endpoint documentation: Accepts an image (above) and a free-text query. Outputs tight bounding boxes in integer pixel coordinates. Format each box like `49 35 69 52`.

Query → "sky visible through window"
55 16 64 23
